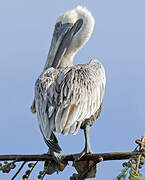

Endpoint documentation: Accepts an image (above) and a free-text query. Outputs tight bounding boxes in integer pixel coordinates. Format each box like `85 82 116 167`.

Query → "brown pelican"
31 6 106 162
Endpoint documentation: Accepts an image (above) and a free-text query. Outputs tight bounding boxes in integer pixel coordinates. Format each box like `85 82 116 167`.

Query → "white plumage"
35 60 105 139
31 6 106 160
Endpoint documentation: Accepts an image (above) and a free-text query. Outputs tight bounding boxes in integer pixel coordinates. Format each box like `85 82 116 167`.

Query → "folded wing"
35 59 106 143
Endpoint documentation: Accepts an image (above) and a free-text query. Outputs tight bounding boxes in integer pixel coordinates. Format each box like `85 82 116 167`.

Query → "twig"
136 153 141 172
27 161 38 179
136 134 145 171
11 161 26 180
41 172 46 180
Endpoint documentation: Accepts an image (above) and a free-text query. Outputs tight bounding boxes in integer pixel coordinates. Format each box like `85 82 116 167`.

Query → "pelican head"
44 6 95 69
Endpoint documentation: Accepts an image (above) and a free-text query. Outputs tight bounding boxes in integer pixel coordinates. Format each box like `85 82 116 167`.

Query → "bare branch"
11 161 26 180
0 151 142 163
26 161 38 179
41 172 46 180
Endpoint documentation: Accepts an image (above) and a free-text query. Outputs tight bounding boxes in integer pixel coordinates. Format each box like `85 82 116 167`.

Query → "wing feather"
35 59 106 139
35 68 59 140
54 60 105 134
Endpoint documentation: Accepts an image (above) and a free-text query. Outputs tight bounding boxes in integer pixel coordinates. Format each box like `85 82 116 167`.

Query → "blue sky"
0 0 145 179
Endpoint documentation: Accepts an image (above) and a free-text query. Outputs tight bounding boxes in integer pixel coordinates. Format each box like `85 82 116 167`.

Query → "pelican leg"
73 125 92 161
44 133 65 174
45 133 64 163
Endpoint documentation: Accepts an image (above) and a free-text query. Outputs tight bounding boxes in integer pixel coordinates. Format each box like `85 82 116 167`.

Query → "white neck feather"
60 6 95 67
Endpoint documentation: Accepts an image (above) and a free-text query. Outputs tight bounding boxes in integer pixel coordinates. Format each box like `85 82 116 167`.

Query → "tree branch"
0 135 144 179
11 161 26 180
0 151 141 163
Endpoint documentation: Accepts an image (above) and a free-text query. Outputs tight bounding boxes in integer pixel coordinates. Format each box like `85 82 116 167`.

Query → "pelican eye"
55 22 62 30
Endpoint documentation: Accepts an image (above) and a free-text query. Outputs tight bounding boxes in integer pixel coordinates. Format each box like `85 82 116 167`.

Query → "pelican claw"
50 150 65 163
73 147 92 161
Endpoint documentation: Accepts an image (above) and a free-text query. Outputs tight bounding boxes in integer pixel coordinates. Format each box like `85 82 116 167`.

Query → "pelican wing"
35 59 105 142
34 67 59 141
53 59 106 135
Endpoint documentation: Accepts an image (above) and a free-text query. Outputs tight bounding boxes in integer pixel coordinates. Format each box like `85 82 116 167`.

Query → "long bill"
44 19 83 70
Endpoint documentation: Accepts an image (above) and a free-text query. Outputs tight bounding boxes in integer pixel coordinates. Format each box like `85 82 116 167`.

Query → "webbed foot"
50 151 65 163
72 147 92 161
44 150 66 174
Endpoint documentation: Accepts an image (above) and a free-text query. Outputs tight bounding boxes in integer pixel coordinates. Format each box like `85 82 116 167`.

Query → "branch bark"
0 151 141 163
